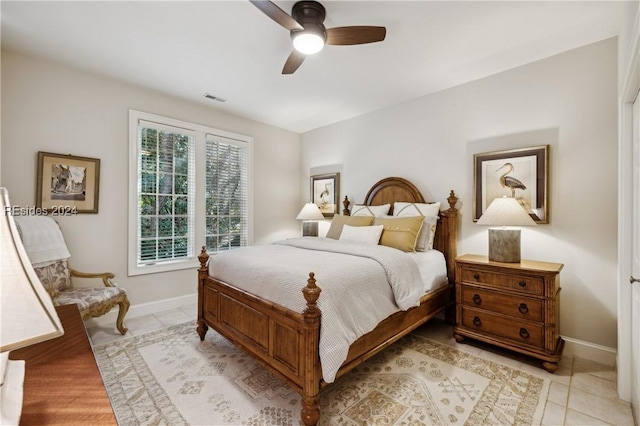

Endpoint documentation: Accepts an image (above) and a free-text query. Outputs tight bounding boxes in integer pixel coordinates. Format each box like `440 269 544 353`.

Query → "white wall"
301 38 619 350
1 49 301 307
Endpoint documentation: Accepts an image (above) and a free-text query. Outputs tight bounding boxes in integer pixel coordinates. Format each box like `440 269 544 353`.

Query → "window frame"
128 110 253 276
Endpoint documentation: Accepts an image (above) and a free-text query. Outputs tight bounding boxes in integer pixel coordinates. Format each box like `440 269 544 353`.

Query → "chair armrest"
70 269 117 287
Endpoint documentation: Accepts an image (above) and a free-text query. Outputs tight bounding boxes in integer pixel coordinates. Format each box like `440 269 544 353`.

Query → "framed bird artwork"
311 172 340 218
474 145 549 223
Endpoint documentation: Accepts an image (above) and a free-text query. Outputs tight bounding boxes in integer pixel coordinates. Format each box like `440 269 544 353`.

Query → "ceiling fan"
250 0 386 74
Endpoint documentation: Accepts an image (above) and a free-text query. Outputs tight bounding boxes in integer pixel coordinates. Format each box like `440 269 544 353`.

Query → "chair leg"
116 296 131 335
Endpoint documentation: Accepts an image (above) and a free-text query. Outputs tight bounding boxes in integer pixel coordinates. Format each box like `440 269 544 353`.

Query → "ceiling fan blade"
249 0 303 31
282 50 305 74
326 26 386 46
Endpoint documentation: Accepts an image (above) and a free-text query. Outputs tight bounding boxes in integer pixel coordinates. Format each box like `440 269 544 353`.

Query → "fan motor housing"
292 1 326 25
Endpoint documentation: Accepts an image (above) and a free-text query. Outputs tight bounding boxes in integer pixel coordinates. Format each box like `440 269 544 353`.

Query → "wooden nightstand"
453 254 564 372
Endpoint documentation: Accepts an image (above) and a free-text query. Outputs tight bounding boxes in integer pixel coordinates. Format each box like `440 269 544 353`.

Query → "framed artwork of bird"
311 172 340 218
473 145 548 223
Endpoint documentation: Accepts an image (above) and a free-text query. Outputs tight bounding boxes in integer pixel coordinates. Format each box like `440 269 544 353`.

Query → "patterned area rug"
93 322 549 425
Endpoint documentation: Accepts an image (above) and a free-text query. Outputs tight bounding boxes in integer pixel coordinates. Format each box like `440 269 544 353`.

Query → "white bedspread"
208 237 443 382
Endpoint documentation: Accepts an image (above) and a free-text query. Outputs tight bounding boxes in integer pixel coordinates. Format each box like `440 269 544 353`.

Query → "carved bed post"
197 246 210 341
301 272 322 426
443 191 458 324
444 190 458 281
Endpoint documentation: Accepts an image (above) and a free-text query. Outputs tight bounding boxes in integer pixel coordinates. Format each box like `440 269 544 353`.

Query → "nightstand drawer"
460 286 544 322
460 268 544 295
460 307 544 348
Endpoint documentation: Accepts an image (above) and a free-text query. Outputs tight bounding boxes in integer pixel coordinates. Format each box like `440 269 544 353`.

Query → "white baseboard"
561 335 617 366
83 293 198 329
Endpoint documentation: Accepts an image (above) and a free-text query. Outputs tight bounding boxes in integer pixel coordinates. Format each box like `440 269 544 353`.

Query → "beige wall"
1 49 301 306
301 38 619 349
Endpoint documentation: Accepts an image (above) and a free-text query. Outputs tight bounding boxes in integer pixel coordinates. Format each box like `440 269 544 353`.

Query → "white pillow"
393 202 441 251
339 224 384 245
351 204 390 217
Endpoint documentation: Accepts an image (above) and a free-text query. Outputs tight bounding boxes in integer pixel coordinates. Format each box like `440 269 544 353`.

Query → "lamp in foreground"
296 203 324 237
476 196 536 263
0 188 64 425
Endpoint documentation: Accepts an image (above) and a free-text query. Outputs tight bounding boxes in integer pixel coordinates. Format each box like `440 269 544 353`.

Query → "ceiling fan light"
293 32 324 55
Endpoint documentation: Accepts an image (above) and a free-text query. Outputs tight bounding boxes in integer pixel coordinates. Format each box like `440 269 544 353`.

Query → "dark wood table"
9 304 117 425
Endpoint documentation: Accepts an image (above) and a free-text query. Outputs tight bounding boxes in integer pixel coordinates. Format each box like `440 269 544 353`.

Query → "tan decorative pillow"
373 216 425 252
326 215 375 239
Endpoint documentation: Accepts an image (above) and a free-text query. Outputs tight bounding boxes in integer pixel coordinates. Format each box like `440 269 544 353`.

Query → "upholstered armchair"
15 216 130 335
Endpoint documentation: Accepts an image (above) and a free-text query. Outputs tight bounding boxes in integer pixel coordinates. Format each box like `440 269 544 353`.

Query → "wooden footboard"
197 249 323 425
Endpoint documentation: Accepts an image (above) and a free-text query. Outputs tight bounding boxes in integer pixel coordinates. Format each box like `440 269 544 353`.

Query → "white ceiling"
1 1 626 133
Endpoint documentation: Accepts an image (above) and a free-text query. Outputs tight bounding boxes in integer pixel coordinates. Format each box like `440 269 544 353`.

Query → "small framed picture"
473 145 548 223
311 173 340 218
36 151 100 214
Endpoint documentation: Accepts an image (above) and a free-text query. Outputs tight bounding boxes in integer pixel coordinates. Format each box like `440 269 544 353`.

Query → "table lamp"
0 188 64 425
476 196 536 263
296 203 324 237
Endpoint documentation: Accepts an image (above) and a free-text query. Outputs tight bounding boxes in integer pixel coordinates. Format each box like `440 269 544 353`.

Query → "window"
129 110 252 276
205 135 249 251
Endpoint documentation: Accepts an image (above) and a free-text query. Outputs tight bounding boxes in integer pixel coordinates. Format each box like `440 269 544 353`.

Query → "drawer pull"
473 316 482 327
472 294 482 305
518 281 527 287
518 303 529 314
473 273 480 280
519 328 530 339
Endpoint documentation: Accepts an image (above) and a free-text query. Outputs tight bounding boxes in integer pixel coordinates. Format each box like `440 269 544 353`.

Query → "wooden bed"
197 177 458 426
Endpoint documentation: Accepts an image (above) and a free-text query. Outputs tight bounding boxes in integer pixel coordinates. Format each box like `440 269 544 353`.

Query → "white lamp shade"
476 196 537 227
0 188 64 353
296 203 324 221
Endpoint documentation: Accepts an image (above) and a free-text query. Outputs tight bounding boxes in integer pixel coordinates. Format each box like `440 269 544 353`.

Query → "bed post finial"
198 246 209 270
447 190 458 212
302 272 321 314
342 196 351 216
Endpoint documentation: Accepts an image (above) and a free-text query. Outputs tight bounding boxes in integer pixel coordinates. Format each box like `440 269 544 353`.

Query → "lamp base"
302 221 318 237
488 228 521 263
1 353 25 425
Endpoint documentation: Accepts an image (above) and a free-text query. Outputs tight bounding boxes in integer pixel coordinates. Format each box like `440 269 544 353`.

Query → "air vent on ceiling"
203 93 227 103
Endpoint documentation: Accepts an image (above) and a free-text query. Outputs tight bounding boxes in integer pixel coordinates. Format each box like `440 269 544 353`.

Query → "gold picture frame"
473 145 548 223
36 151 100 214
311 173 340 218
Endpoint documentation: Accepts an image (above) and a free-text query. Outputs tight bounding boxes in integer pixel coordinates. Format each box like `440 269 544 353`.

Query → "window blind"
205 135 249 252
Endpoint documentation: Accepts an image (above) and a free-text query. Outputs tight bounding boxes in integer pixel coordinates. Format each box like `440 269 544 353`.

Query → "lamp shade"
296 203 324 221
0 188 64 353
476 196 537 227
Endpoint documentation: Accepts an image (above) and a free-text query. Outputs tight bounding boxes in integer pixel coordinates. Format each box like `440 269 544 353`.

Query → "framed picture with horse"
473 145 548 223
36 151 100 214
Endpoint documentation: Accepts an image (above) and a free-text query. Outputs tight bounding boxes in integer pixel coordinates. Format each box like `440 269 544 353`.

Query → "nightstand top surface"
456 254 564 273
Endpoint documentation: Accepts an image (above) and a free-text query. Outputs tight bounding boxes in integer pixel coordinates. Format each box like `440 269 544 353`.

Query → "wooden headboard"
345 177 458 282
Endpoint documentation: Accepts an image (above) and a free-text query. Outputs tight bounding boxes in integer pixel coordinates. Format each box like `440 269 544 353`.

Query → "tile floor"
87 305 637 426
